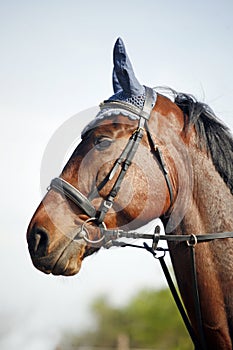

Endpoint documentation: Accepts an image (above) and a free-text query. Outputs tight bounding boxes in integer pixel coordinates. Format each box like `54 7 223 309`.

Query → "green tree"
60 288 193 350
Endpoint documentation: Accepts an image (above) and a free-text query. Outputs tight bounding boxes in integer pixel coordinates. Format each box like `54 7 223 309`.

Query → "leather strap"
50 178 97 218
145 121 174 209
102 229 233 243
158 231 233 243
97 122 145 223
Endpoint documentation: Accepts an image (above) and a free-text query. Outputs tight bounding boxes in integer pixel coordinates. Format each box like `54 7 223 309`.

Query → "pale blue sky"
1 1 233 349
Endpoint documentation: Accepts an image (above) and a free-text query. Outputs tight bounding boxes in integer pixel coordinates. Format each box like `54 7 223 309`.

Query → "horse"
27 38 233 349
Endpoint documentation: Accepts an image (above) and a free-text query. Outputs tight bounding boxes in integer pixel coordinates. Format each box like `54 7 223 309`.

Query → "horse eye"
94 137 112 150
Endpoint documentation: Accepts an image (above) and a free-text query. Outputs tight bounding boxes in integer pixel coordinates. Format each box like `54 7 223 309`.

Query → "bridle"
49 86 174 245
47 86 233 350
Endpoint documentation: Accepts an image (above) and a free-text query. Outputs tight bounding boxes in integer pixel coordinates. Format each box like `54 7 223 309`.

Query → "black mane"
174 92 233 194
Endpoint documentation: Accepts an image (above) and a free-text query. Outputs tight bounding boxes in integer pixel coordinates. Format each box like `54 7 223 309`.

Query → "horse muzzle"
27 224 86 276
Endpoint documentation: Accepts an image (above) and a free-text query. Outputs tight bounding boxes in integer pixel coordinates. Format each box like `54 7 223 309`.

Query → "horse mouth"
51 242 85 276
30 240 86 276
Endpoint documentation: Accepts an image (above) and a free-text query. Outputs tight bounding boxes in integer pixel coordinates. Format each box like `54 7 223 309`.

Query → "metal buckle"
132 126 145 135
103 200 113 209
187 234 198 247
152 225 161 251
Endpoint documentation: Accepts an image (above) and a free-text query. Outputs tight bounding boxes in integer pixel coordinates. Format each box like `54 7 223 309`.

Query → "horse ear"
113 37 144 96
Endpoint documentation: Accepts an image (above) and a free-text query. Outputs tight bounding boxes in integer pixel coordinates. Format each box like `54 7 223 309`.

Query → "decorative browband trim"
100 86 156 120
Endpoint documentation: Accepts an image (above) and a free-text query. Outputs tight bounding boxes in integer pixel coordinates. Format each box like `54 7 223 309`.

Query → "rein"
101 226 233 350
47 86 233 350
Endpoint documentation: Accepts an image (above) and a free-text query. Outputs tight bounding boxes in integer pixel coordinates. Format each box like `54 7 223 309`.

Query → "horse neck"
178 146 233 236
169 145 233 348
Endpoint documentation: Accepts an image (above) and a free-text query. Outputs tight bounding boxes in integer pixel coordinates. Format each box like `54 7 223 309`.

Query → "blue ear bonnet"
108 38 156 110
82 38 156 137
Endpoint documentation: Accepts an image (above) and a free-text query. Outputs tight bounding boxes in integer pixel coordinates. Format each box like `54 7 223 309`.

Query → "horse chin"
30 240 86 276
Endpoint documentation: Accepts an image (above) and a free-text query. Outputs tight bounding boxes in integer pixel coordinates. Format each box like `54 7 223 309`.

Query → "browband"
100 86 156 120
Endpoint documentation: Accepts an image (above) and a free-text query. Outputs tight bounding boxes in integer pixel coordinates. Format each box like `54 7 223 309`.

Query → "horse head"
27 38 233 349
26 38 192 276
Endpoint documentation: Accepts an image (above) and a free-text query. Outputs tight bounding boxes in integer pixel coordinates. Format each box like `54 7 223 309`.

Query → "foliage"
60 288 193 350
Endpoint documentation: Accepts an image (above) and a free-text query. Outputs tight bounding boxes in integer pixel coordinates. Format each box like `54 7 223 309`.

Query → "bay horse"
27 38 233 349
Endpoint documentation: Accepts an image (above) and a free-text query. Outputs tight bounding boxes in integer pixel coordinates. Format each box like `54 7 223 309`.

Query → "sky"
1 0 233 349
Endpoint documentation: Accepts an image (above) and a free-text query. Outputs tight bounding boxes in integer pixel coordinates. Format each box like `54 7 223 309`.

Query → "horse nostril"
28 226 49 257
